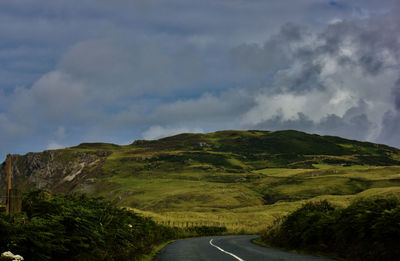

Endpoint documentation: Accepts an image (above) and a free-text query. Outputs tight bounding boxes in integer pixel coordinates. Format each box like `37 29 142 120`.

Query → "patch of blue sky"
329 1 347 9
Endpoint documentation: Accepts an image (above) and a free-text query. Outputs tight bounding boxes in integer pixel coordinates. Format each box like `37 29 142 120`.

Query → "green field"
98 164 400 233
4 130 400 233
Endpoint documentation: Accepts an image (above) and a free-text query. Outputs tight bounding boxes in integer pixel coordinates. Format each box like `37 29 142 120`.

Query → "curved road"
153 235 335 261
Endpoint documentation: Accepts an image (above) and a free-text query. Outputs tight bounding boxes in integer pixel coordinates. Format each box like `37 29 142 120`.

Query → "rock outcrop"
0 150 111 196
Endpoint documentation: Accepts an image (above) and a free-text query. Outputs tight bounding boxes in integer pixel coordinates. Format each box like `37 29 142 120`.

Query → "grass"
252 168 310 177
92 163 400 233
111 165 400 234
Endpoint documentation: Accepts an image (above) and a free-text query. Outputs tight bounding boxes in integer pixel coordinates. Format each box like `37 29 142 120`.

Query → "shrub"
261 197 400 261
1 190 179 261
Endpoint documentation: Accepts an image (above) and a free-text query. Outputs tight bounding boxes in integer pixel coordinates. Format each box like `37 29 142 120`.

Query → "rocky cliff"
0 149 112 198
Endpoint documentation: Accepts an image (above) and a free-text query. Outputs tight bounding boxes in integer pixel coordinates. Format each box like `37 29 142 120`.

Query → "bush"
261 200 336 251
0 190 179 261
260 197 400 261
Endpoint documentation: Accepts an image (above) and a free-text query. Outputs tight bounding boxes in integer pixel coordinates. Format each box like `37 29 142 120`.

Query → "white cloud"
142 126 204 140
46 142 65 150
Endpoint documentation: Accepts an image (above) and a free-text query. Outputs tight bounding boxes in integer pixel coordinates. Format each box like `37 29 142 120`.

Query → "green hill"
2 130 400 232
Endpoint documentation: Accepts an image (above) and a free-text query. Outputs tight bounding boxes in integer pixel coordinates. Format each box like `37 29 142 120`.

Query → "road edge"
139 240 177 261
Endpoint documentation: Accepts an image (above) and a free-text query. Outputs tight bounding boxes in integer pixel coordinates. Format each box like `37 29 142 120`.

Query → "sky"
1 0 400 160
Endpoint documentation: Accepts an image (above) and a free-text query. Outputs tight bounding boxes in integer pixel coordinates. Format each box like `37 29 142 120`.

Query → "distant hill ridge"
70 129 400 170
1 129 400 209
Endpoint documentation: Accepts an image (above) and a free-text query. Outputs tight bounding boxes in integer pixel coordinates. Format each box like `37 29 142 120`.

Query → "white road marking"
209 239 245 261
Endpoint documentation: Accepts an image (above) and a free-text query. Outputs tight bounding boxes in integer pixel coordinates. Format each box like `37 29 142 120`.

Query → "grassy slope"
30 130 400 232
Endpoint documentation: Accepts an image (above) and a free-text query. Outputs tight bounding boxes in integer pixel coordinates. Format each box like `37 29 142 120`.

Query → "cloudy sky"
1 0 400 160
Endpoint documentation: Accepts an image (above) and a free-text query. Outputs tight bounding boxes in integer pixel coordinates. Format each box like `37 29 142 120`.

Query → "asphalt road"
152 235 335 261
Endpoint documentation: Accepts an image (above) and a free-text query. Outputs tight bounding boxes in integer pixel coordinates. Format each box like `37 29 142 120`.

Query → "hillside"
2 130 400 232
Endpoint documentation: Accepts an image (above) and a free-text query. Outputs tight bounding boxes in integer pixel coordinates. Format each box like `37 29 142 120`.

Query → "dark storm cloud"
226 6 399 148
250 101 375 142
233 15 399 92
276 61 324 94
231 23 308 75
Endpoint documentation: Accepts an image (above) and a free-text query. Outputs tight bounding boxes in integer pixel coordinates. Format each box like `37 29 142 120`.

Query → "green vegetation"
260 197 400 261
0 191 226 261
2 130 400 259
3 130 400 233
